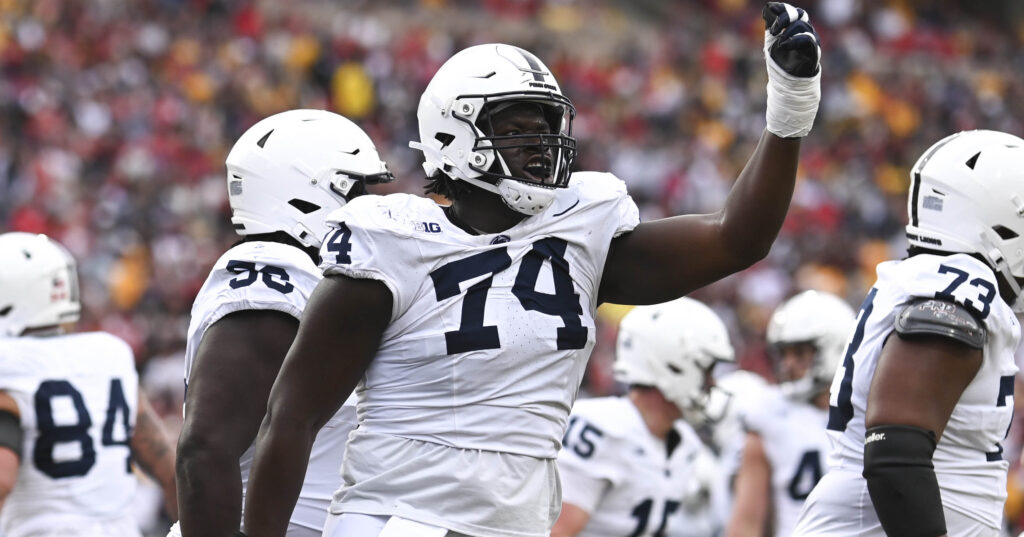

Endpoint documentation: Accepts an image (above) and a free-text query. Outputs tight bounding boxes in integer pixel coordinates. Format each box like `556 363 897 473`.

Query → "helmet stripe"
910 133 959 227
512 46 545 82
910 171 922 227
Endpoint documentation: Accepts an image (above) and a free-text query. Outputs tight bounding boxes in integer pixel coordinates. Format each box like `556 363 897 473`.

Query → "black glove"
763 2 821 78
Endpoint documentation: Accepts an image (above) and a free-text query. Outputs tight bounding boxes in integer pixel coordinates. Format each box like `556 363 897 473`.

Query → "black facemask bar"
453 91 578 189
329 169 396 201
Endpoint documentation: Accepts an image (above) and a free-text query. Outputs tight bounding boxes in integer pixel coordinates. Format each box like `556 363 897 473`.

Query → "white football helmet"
614 297 736 426
0 232 80 337
411 43 577 215
767 290 855 401
906 129 1024 311
227 109 393 248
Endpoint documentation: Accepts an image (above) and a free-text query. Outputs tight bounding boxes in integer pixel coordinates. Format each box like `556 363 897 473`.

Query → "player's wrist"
764 36 820 139
761 3 822 138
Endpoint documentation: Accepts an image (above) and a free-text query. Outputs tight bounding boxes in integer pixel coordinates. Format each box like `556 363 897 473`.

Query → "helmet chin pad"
495 179 557 215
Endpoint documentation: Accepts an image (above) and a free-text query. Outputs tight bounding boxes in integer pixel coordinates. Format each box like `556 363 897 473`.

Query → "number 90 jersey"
822 253 1019 531
0 332 139 537
185 240 358 533
320 172 639 459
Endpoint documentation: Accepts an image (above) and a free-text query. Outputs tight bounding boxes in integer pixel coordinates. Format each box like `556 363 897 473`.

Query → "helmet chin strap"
290 222 320 248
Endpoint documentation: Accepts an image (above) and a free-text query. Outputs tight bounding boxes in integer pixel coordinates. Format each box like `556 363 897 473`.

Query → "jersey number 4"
429 237 588 354
33 379 132 478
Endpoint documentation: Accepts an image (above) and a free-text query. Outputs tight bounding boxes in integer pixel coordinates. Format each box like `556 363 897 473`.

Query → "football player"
792 130 1024 537
242 4 823 537
0 232 178 537
551 298 734 537
170 110 393 537
726 290 855 537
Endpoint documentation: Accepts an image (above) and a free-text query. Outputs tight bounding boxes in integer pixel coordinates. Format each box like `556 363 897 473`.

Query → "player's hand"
763 2 820 77
762 2 821 138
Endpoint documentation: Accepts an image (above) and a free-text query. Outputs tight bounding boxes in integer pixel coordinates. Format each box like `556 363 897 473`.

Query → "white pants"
793 469 1000 537
322 514 471 537
166 519 322 537
6 516 142 537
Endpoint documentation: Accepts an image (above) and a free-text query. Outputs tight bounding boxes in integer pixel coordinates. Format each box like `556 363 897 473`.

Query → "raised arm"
175 310 299 537
601 132 799 304
243 274 392 537
600 3 821 304
132 388 179 520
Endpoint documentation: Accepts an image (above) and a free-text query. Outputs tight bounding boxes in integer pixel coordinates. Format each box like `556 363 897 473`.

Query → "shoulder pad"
894 297 987 349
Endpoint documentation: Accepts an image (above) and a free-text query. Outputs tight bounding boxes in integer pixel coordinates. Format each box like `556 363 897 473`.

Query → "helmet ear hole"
288 199 321 214
435 133 455 148
965 152 980 170
994 225 1019 240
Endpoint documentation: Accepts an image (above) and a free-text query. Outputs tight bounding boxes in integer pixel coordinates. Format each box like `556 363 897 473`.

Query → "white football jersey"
557 397 709 537
319 172 639 537
185 241 357 534
740 385 829 537
0 332 140 537
794 253 1019 535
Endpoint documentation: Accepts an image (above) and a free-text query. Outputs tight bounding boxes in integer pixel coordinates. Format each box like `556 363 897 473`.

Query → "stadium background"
2 0 1024 534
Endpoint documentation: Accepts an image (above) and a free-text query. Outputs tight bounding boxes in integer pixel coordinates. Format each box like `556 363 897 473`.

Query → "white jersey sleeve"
0 332 140 536
824 253 1019 530
557 398 625 513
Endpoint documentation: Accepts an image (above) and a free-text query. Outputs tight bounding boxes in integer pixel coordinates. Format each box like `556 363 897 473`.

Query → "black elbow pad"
0 409 23 460
863 424 945 537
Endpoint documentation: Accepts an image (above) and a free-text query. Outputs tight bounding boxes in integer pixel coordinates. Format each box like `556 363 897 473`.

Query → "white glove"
763 2 822 138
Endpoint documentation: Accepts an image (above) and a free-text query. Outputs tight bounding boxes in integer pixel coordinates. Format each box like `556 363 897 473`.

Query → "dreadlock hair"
423 170 477 202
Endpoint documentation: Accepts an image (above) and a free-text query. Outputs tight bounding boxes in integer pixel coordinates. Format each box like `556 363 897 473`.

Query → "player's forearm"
243 413 317 537
718 131 800 267
725 515 763 537
132 390 178 518
176 441 246 536
0 447 17 509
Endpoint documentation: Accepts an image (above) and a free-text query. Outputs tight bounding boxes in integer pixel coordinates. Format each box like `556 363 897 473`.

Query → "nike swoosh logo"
552 199 579 217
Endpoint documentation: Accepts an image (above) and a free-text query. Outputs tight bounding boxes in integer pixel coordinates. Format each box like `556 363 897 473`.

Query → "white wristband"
764 31 821 138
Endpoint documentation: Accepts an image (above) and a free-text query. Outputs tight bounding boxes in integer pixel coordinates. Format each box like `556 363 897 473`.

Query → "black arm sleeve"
0 409 23 460
863 424 945 537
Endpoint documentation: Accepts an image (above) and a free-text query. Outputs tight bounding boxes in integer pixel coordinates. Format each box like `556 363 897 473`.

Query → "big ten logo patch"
415 222 442 233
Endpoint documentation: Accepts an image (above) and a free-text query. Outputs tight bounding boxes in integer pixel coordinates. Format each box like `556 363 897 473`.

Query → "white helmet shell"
906 129 1024 310
0 232 80 336
614 297 736 425
227 109 393 248
766 290 856 401
411 43 577 215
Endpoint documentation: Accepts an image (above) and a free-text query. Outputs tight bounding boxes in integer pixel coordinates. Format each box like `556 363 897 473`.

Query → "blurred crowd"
3 0 1024 532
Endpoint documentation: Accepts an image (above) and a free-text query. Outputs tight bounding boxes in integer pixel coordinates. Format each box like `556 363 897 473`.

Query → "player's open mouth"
523 158 553 184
